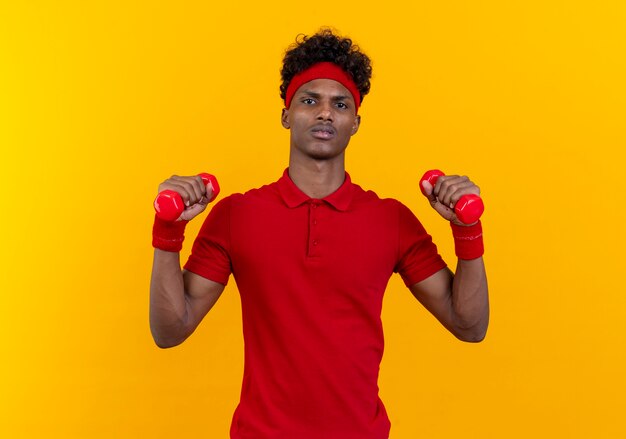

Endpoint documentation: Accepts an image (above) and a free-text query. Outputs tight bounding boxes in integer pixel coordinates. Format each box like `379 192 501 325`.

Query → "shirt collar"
277 168 354 212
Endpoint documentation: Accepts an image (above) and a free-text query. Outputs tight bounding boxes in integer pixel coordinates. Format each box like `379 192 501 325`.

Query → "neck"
288 157 346 199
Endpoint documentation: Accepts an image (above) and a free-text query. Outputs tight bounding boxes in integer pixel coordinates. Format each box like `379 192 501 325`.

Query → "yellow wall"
1 1 624 437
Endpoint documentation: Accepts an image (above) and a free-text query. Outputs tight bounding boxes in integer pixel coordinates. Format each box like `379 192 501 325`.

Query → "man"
150 29 489 439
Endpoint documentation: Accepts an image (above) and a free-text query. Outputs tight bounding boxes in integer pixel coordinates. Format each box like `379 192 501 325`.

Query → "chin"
297 141 348 161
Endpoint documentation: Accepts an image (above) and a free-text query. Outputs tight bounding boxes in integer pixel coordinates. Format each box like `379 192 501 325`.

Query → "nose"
316 102 333 122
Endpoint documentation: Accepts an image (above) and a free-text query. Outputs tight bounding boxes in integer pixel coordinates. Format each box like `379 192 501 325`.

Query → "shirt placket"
307 200 321 258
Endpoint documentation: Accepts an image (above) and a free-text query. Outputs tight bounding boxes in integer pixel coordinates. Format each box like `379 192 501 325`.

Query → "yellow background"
1 1 625 437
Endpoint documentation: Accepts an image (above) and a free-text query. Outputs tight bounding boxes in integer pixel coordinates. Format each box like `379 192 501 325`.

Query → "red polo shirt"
184 169 446 439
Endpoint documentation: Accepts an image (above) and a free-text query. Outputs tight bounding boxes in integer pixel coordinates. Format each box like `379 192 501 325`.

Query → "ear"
281 108 290 129
351 115 361 135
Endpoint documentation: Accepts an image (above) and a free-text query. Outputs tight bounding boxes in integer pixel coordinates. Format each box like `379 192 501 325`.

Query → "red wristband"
152 214 189 252
450 221 484 260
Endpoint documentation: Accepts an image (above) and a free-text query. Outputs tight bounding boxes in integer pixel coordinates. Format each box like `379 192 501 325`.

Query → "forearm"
451 257 489 341
149 249 191 347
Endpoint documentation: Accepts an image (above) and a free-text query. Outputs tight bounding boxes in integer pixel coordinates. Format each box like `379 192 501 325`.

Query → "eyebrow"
299 90 352 101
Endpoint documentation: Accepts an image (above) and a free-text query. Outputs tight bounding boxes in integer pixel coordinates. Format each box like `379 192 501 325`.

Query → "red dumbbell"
154 173 220 221
419 169 484 225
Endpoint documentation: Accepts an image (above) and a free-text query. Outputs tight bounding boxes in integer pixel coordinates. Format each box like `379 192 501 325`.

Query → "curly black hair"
280 28 372 104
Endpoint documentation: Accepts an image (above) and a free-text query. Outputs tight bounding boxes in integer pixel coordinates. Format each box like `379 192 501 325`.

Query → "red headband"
284 62 361 111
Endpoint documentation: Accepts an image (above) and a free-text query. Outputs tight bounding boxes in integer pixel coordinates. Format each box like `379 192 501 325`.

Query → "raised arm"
409 261 488 342
411 174 489 342
149 175 225 348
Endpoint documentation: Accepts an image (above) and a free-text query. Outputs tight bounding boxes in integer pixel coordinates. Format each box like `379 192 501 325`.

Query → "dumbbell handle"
154 173 220 221
420 169 484 225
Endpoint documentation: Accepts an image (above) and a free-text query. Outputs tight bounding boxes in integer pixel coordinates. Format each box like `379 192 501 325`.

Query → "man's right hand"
157 175 216 222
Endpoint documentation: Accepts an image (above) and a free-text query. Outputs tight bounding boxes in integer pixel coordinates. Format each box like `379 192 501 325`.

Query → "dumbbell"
419 170 484 225
154 173 220 221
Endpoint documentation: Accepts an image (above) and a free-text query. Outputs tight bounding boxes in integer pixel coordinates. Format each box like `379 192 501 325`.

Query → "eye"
302 98 316 105
336 102 348 109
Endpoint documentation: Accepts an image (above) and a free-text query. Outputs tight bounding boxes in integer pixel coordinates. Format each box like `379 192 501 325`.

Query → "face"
281 79 361 162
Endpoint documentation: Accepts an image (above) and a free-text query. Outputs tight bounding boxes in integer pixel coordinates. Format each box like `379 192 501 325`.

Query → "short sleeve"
183 196 233 285
394 202 447 286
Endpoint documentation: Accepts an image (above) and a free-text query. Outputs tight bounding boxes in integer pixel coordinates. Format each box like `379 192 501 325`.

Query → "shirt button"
313 220 317 225
312 204 317 209
313 240 318 245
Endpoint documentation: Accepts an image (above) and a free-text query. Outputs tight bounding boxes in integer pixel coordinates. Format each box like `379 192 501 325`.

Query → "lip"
310 124 336 140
